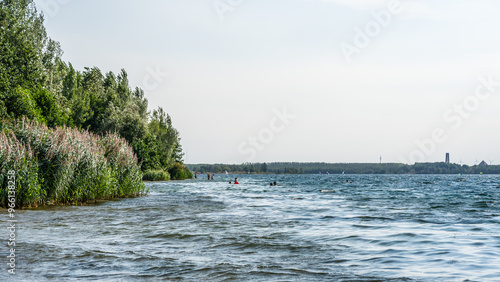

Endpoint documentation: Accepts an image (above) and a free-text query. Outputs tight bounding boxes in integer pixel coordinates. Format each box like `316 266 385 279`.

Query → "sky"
34 0 500 165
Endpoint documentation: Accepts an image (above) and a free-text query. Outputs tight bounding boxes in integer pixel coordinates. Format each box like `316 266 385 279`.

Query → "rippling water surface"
6 174 500 281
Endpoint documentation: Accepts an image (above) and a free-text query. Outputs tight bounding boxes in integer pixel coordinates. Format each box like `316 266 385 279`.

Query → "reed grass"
0 118 146 208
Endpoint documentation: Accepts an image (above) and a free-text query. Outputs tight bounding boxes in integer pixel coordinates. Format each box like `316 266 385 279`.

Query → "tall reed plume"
0 118 146 208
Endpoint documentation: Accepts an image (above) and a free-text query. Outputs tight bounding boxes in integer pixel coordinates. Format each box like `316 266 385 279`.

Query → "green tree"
146 107 183 169
0 0 63 119
261 163 268 173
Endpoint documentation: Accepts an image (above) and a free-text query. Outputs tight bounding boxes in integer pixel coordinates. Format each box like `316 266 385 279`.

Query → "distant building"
445 153 450 164
479 160 488 166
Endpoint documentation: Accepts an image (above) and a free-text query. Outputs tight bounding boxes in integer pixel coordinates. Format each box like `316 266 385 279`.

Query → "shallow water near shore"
5 174 500 281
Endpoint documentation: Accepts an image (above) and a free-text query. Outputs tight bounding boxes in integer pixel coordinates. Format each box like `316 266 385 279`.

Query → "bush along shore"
142 163 193 182
0 118 147 208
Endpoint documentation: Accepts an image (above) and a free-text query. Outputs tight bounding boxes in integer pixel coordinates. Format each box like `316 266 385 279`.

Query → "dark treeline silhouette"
188 162 500 175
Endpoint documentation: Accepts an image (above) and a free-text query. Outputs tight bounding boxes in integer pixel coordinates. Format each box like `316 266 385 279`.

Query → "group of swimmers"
227 178 278 186
193 173 215 180
194 173 215 180
196 173 355 187
196 174 280 186
197 173 352 186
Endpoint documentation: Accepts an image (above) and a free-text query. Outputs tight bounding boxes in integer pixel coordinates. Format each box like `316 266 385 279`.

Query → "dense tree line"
0 0 191 179
189 163 272 174
188 162 500 175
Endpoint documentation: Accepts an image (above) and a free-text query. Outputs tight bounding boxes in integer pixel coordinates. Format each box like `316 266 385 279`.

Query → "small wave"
376 240 407 247
145 233 207 240
356 216 395 222
388 232 419 238
351 224 385 230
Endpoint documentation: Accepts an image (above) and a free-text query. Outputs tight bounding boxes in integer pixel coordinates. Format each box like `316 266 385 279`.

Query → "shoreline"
188 162 500 175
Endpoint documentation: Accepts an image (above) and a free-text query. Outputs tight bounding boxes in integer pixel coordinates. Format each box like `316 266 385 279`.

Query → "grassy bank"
0 118 147 208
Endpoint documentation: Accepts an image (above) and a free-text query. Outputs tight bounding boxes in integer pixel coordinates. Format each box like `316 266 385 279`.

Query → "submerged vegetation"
0 1 192 207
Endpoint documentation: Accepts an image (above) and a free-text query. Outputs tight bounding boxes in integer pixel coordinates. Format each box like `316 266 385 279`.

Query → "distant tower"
445 153 450 164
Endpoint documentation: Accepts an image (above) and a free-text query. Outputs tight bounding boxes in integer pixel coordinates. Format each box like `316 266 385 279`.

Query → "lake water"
5 174 500 281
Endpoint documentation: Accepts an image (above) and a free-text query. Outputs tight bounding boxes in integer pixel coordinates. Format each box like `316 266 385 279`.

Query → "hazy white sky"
35 0 500 165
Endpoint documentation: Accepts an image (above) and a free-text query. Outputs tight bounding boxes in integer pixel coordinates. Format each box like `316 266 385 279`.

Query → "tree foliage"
0 0 191 180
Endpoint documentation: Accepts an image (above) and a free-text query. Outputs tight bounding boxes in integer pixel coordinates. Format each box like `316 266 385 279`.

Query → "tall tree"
0 0 63 120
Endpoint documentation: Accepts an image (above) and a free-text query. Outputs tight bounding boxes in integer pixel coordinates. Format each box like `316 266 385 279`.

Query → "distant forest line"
188 162 500 175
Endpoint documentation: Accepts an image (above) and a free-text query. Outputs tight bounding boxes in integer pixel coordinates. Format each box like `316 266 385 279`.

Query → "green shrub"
168 162 193 180
142 170 171 181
